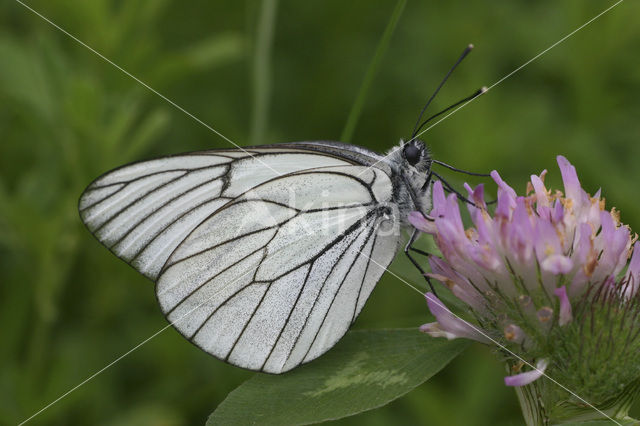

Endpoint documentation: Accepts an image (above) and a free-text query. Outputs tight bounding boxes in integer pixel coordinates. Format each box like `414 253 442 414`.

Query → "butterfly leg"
404 227 437 295
408 245 431 259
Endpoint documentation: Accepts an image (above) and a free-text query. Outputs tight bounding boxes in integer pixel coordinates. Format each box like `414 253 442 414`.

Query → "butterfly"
78 45 486 374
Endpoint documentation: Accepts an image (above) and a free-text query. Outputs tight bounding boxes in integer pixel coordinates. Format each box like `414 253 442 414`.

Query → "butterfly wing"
156 165 400 373
79 144 401 373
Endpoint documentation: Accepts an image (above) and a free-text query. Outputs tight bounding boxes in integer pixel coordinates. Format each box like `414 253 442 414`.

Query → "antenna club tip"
468 43 474 50
480 86 488 94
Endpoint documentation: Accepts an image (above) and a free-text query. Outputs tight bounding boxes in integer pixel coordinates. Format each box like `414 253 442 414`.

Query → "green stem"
513 379 548 426
250 0 278 146
340 0 406 143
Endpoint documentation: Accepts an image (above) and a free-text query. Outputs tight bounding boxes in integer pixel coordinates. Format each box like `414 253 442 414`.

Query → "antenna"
412 87 487 137
410 44 474 139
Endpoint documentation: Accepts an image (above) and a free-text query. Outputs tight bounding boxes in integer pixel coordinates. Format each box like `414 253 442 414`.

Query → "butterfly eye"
403 143 422 166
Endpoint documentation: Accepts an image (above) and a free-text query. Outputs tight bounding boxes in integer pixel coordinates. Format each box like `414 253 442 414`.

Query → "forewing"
155 166 400 373
78 149 354 280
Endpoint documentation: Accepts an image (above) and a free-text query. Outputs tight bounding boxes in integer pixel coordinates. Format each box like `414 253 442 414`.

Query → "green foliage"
208 330 468 425
340 0 406 143
2 0 640 425
249 0 278 146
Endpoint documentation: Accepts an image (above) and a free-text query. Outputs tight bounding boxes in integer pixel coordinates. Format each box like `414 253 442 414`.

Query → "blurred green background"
2 0 639 424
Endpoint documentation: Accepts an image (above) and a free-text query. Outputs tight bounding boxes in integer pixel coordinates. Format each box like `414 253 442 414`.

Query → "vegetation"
2 0 639 424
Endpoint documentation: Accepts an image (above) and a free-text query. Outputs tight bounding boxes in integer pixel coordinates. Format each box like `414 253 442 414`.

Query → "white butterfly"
79 140 434 373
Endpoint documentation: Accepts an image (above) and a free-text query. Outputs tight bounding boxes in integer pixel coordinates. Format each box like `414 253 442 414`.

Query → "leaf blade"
340 0 407 143
208 328 469 425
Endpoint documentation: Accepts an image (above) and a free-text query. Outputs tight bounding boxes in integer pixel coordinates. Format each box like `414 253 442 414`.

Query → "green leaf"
208 328 469 425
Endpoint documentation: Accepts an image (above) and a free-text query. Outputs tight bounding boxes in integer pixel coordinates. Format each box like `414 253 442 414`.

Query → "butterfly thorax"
384 140 432 226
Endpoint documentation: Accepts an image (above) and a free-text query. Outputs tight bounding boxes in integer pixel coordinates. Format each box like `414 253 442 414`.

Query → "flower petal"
408 211 436 233
419 322 459 340
424 293 491 344
504 324 525 344
508 197 534 263
530 171 550 214
464 183 487 211
541 254 573 275
552 200 564 224
504 359 548 387
557 155 585 204
430 181 447 218
491 170 517 218
553 285 573 326
491 170 517 199
593 210 631 281
623 242 640 298
534 220 562 262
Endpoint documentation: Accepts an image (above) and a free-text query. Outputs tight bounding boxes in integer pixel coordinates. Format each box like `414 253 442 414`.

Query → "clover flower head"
410 156 640 422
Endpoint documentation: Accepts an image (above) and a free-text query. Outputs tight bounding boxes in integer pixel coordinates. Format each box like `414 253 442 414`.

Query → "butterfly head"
401 138 432 174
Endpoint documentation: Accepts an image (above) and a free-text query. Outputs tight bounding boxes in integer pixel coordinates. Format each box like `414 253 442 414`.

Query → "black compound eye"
403 143 421 166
